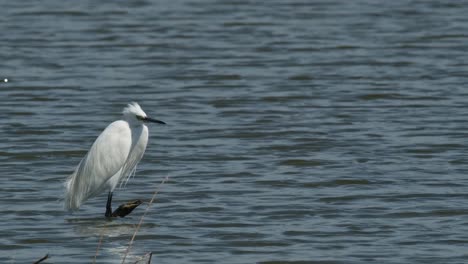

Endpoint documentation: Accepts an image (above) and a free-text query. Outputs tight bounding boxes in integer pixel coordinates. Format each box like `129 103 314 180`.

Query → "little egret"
64 102 165 217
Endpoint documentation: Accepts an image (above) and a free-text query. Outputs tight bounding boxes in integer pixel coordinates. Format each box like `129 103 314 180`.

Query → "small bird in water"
64 102 165 217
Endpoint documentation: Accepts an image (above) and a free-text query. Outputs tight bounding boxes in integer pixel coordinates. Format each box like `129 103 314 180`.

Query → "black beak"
143 117 166 124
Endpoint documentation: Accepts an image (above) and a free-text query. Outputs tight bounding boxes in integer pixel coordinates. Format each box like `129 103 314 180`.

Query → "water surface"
2 0 468 263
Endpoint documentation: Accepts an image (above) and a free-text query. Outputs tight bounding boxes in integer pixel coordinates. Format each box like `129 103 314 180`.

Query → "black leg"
105 191 113 217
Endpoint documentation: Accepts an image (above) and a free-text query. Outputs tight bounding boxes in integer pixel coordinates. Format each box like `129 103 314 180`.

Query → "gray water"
2 0 468 263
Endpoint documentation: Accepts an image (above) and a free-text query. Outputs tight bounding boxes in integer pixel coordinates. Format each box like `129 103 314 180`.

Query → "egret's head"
123 102 166 125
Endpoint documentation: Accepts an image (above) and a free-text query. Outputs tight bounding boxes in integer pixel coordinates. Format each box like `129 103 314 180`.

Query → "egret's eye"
136 115 145 120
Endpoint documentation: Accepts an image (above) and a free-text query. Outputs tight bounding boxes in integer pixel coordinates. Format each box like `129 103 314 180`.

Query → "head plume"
122 102 147 118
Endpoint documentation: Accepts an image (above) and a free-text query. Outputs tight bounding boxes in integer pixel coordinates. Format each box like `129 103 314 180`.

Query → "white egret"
64 102 165 217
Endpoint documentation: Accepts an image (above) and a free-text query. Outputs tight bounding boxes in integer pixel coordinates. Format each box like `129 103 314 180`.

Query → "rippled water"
2 0 468 263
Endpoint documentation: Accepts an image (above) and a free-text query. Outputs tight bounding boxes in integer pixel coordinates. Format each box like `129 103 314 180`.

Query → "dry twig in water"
121 176 169 264
93 229 105 264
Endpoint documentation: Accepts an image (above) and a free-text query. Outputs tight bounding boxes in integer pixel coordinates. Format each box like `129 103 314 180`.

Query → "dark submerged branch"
33 254 49 264
111 200 142 217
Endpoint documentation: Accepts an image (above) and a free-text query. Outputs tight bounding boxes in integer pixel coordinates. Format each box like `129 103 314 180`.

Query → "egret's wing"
65 120 132 210
120 125 149 187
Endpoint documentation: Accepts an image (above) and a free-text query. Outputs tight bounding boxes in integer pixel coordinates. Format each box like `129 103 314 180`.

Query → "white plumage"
64 102 165 216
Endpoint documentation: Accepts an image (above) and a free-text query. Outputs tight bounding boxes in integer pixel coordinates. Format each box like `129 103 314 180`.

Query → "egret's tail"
64 164 110 211
64 171 82 211
64 169 96 211
64 149 122 212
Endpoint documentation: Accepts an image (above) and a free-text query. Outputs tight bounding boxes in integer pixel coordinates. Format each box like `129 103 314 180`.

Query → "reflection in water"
67 216 158 262
67 217 135 238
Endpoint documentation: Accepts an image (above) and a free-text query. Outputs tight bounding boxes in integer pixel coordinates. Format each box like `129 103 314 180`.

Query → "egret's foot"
112 199 142 217
105 209 112 218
